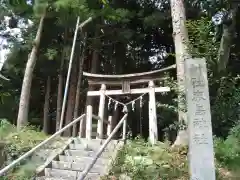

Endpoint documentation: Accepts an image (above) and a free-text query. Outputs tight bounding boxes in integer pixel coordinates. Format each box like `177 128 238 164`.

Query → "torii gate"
82 64 176 144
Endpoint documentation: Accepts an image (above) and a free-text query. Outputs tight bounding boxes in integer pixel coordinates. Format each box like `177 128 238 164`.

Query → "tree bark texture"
17 11 46 129
56 53 64 132
170 0 190 146
72 34 87 137
217 8 237 73
80 30 100 137
43 76 51 134
63 62 77 136
56 31 67 132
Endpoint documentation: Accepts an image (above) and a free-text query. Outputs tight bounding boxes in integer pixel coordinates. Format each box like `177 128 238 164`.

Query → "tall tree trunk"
63 62 77 136
111 42 125 136
170 0 191 146
56 42 67 131
72 34 87 136
43 76 51 134
80 30 100 137
17 11 46 129
56 52 64 132
56 29 68 132
217 8 237 73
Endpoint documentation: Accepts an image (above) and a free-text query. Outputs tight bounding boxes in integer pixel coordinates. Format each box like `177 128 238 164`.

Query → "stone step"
58 155 107 165
35 138 121 180
51 160 105 173
45 168 77 179
73 138 104 146
44 168 100 180
69 143 113 152
69 143 96 151
36 174 101 180
77 173 101 180
64 149 111 158
35 177 68 180
73 138 118 147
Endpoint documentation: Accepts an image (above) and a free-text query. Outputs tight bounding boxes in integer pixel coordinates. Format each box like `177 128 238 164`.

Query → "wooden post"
86 105 93 140
148 80 158 144
122 117 127 141
97 84 106 139
79 118 84 138
107 115 113 136
122 106 128 143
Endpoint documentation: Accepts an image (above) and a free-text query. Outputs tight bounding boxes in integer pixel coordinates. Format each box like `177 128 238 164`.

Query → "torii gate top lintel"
83 64 175 96
83 64 176 86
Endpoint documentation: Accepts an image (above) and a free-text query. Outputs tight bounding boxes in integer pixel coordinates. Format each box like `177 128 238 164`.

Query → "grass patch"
102 137 240 180
0 119 48 180
214 123 240 171
103 138 188 180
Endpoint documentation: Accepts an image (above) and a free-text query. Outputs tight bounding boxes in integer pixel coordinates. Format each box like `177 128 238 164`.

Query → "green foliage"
0 92 10 104
100 0 108 5
0 2 10 20
103 138 239 180
156 75 179 140
211 75 240 137
105 8 133 23
215 122 240 170
187 17 219 70
54 0 91 18
104 138 189 180
0 120 47 179
45 48 58 60
0 119 46 160
0 119 15 140
144 11 165 28
33 0 48 16
186 16 240 138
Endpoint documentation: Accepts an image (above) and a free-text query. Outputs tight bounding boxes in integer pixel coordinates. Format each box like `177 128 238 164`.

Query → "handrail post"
97 84 106 139
86 105 93 139
107 115 113 136
122 118 127 142
78 113 128 180
122 107 128 143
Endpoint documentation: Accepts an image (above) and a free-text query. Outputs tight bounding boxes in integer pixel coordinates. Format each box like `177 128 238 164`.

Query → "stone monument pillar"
185 58 216 180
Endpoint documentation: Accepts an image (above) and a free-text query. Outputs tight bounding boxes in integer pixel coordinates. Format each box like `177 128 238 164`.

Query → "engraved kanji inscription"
193 133 209 145
192 89 206 102
195 104 206 116
193 118 208 128
191 77 205 88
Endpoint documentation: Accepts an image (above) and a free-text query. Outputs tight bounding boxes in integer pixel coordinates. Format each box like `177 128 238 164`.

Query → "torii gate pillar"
148 80 158 144
97 84 106 139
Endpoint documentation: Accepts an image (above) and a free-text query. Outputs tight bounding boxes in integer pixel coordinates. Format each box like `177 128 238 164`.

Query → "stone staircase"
35 138 122 180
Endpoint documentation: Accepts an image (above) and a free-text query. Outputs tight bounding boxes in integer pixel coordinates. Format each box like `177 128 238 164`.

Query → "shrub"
215 122 240 170
0 119 47 180
105 137 189 180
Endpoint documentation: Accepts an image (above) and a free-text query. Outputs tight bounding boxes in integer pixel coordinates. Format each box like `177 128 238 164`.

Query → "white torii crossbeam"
87 86 170 96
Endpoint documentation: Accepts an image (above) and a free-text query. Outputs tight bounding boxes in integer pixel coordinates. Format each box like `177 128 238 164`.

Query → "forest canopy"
0 0 239 141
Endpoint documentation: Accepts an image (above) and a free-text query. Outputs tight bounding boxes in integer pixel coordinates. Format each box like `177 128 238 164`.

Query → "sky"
0 16 32 72
0 38 8 70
